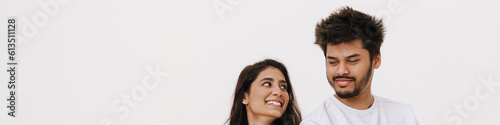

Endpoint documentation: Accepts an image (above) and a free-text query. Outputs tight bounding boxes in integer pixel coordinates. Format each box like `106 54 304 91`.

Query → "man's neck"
334 89 374 110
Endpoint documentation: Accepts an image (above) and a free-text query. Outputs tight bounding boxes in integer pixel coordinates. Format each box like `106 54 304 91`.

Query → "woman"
226 59 302 125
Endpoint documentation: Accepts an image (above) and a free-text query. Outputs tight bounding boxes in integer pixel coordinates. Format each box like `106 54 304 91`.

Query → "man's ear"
242 92 249 105
373 54 381 69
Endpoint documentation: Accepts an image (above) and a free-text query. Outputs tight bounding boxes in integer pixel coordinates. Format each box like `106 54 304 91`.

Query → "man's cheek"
326 68 335 76
327 74 334 81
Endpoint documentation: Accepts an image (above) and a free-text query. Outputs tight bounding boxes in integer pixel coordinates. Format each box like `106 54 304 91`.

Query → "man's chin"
335 90 359 99
337 86 348 88
336 93 351 99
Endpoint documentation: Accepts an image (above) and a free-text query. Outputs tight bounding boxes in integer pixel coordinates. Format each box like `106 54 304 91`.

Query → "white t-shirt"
300 95 418 125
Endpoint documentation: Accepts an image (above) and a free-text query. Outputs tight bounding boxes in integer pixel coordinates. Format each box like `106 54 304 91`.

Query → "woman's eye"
263 82 271 86
280 85 287 90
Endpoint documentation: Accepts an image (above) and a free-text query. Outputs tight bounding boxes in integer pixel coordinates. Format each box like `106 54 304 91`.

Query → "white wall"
1 0 499 124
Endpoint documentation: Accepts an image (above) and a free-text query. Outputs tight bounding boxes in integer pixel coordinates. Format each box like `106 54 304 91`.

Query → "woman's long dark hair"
225 59 302 125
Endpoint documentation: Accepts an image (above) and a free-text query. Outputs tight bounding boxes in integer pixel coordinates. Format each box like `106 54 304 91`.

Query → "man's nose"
336 62 350 76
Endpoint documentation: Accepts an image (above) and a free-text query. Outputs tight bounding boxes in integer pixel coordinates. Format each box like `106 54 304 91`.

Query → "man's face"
325 39 379 98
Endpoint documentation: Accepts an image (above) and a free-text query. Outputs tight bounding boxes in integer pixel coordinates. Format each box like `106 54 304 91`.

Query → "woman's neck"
246 111 275 125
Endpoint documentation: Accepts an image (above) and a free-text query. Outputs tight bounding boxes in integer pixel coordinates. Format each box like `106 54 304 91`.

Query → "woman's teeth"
266 101 282 107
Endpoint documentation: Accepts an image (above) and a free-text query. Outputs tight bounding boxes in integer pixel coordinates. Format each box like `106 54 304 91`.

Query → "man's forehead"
327 39 364 48
326 39 366 57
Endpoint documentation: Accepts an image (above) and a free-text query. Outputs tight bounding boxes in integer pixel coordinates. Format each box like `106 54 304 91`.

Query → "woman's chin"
265 111 284 119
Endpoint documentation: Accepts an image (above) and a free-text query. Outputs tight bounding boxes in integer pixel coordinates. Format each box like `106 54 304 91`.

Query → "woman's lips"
265 100 283 109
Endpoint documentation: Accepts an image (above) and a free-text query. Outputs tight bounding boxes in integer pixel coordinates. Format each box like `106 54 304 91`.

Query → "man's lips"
335 78 353 87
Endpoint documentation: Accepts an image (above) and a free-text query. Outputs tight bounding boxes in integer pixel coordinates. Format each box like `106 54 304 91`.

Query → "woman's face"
243 67 290 119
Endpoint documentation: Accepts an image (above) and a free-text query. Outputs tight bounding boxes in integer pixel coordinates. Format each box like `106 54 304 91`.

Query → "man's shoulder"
301 95 419 125
376 95 414 111
300 96 336 125
306 96 336 117
375 95 419 124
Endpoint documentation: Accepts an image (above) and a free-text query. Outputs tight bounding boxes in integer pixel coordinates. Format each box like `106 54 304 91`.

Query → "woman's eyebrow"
259 78 274 82
279 80 287 83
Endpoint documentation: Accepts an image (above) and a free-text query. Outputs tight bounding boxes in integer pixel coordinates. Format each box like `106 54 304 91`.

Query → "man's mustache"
332 76 356 81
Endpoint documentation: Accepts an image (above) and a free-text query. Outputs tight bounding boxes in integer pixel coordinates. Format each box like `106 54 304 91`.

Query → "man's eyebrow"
327 53 359 59
346 53 360 59
327 56 337 60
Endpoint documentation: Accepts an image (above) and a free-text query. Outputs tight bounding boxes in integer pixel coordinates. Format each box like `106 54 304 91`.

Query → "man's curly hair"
315 6 386 61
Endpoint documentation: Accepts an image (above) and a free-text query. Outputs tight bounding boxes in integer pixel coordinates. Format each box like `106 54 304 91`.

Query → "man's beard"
329 64 372 99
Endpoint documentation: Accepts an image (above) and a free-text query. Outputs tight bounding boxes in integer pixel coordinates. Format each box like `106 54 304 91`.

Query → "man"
300 6 418 125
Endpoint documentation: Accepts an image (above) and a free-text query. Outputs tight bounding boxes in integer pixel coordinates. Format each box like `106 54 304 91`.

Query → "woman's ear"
242 92 249 105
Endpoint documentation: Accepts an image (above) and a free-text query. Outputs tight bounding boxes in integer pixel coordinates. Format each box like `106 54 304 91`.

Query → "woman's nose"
271 86 283 97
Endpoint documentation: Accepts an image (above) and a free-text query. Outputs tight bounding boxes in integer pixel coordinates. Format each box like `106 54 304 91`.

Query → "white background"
1 0 500 125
